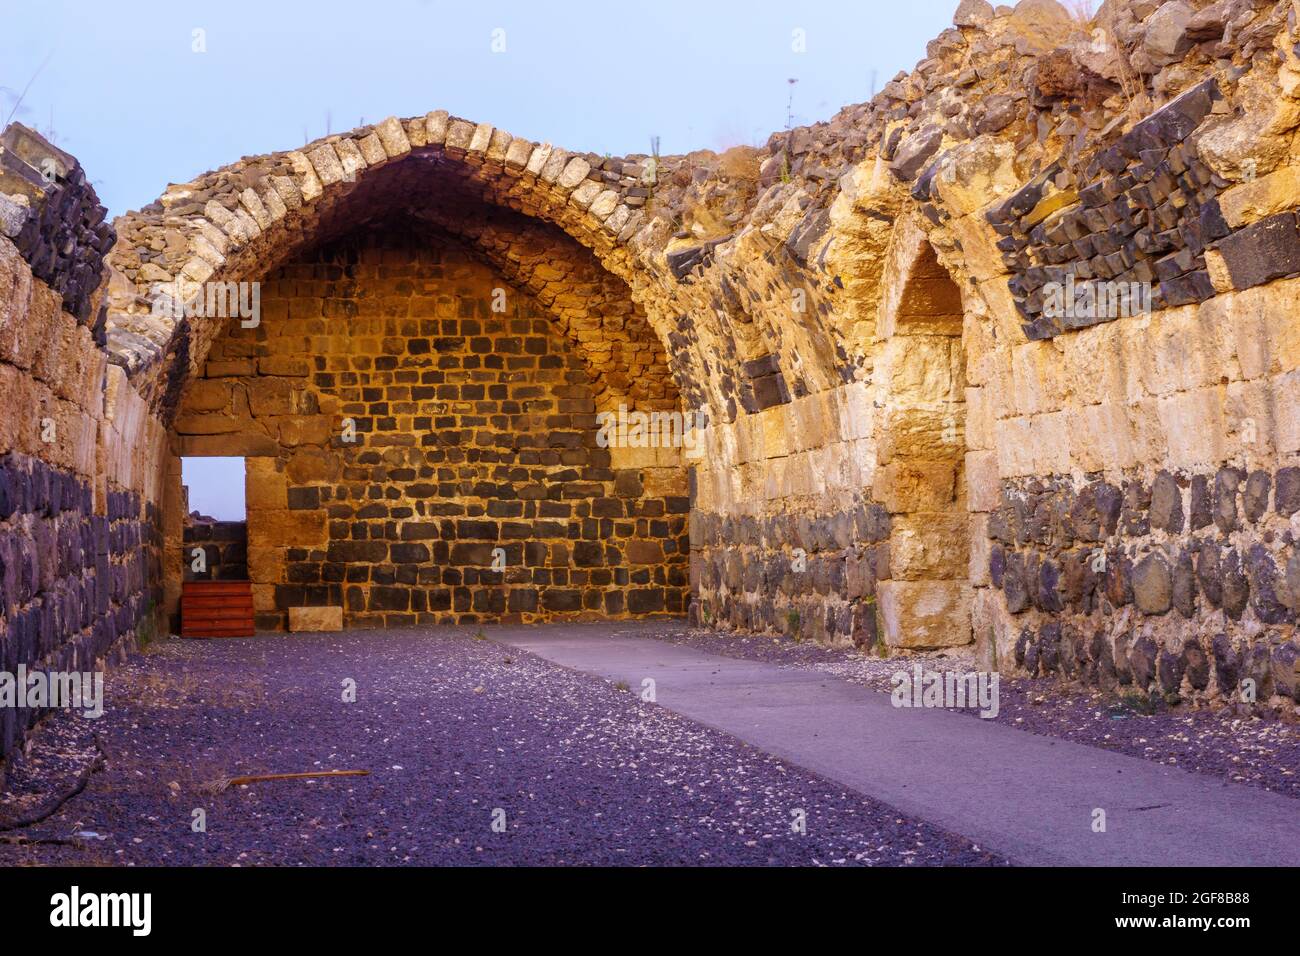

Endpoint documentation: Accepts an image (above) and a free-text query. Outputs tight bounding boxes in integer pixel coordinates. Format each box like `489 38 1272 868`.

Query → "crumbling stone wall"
641 0 1300 708
170 227 688 629
69 0 1300 711
0 128 165 762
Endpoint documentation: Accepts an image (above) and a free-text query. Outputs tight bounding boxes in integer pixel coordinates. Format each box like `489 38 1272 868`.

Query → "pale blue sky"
8 1 958 522
3 0 958 218
182 457 245 521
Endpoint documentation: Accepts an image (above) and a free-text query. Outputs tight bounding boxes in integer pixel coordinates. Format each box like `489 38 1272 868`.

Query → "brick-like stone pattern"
986 81 1230 338
986 77 1300 341
183 520 249 581
988 466 1300 704
0 124 114 331
690 501 891 647
174 228 688 629
0 454 158 760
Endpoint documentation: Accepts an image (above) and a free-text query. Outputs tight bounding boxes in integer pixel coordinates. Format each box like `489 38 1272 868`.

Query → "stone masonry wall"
170 227 688 630
96 0 1300 708
0 233 166 766
976 275 1300 706
183 519 249 581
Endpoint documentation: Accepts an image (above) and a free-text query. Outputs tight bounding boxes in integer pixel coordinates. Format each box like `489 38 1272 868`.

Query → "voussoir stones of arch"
106 112 649 387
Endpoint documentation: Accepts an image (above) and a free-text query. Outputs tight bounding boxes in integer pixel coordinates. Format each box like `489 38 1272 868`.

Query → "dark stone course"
1214 212 1300 290
1212 633 1239 695
1275 467 1300 517
1132 551 1172 615
1149 470 1183 533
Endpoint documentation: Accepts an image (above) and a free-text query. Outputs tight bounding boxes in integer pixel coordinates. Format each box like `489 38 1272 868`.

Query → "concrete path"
495 625 1300 866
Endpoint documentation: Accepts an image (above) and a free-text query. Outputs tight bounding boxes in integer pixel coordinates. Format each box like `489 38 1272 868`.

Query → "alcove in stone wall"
874 241 971 649
164 225 689 630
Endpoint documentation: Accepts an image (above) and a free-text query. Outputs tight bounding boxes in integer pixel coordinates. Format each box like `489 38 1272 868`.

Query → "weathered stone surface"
1149 470 1183 533
1129 635 1157 688
1214 213 1300 290
1275 468 1300 517
891 126 944 181
1133 552 1173 615
878 580 972 649
1270 641 1300 702
1142 1 1194 63
288 606 343 632
6 0 1300 771
953 0 994 28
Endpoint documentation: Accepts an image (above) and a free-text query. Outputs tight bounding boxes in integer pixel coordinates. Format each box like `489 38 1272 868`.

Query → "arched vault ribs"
167 222 691 630
873 239 972 651
104 113 680 424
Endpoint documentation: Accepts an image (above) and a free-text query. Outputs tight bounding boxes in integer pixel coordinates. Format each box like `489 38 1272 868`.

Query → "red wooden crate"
182 580 255 637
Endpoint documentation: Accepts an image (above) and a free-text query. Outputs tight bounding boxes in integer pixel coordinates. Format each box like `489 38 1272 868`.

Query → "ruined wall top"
95 0 1300 419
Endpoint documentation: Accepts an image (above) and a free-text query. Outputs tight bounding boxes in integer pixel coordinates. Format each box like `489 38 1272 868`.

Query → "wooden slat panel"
182 580 255 638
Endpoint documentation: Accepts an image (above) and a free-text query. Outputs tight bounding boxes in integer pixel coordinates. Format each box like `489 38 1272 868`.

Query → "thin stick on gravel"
208 770 370 793
0 734 105 833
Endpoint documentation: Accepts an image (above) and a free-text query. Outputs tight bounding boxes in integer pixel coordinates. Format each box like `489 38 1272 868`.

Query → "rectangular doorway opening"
179 456 254 637
181 456 248 581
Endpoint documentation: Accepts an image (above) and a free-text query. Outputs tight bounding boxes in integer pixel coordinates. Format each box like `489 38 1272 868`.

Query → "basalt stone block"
854 503 891 544
1213 467 1243 533
1212 633 1239 693
1243 470 1271 523
1188 475 1212 530
989 543 1006 589
1014 627 1031 667
1274 467 1300 517
1286 551 1300 612
851 601 878 649
1182 639 1210 691
1068 550 1101 612
1215 212 1300 290
1242 644 1273 700
1157 648 1185 695
1149 470 1184 533
1121 480 1151 536
1023 551 1043 609
1172 548 1197 618
1113 631 1133 684
1247 545 1291 625
666 241 721 282
1133 552 1173 615
627 588 665 614
1270 641 1300 702
891 125 944 182
1160 270 1214 307
1071 481 1122 541
1104 550 1133 607
1037 558 1065 613
1038 622 1062 674
1221 548 1250 620
389 543 430 563
1199 199 1230 242
1129 635 1157 689
786 208 832 266
1023 638 1040 677
541 589 582 612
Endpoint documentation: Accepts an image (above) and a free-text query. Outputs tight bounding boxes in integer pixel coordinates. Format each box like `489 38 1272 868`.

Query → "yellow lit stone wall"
169 227 689 630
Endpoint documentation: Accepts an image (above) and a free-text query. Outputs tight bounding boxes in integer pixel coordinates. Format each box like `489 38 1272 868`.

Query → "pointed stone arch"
105 112 673 421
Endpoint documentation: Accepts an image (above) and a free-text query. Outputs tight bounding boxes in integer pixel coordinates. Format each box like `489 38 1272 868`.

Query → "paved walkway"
496 624 1300 866
0 628 1000 866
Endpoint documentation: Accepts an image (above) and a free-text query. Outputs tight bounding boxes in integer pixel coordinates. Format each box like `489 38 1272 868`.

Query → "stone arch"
166 220 691 631
104 112 673 422
112 113 697 631
872 216 971 651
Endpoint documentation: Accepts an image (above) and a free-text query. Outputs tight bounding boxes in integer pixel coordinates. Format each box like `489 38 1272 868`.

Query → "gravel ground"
0 628 1004 867
644 624 1300 798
